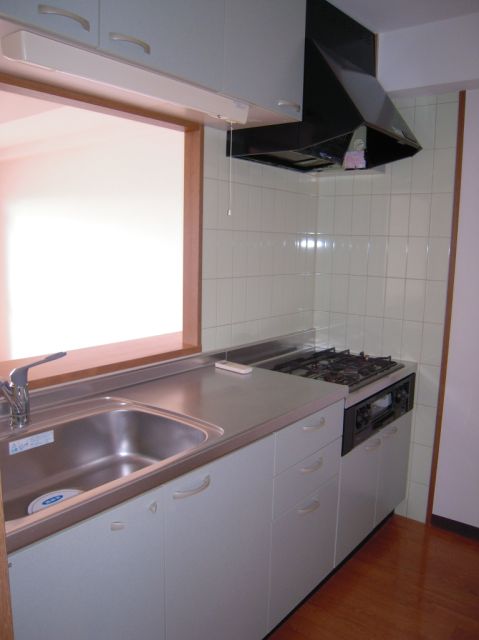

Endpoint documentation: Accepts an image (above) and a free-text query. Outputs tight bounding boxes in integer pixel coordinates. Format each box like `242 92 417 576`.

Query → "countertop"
4 362 347 552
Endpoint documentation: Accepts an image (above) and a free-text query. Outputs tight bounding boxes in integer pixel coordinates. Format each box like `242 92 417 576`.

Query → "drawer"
268 475 338 631
273 438 341 520
275 400 343 474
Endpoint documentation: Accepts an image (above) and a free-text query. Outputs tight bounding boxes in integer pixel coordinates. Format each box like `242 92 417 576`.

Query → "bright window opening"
0 83 202 384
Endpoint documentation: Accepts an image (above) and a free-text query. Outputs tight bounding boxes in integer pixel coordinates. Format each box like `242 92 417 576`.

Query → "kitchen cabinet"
0 0 99 47
8 488 165 640
0 0 306 123
335 414 412 565
335 435 381 565
268 402 343 631
375 414 412 524
269 476 339 630
223 0 306 120
7 399 349 640
164 435 274 640
98 0 225 91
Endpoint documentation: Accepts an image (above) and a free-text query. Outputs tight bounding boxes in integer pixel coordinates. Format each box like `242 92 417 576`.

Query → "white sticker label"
9 430 54 455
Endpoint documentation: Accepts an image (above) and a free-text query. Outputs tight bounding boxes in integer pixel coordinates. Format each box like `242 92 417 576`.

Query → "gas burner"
272 348 403 391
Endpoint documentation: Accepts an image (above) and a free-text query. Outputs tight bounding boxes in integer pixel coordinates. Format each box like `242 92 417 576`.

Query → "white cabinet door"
99 0 224 91
223 0 306 120
8 489 165 640
269 475 338 630
0 1 99 46
375 413 412 525
335 436 381 565
164 436 274 640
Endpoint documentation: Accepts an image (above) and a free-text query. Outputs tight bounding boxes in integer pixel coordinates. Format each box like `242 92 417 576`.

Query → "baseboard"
431 514 479 541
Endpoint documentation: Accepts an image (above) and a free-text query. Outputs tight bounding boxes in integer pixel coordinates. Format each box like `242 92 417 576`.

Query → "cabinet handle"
109 32 151 55
364 438 382 452
110 521 126 531
277 99 301 113
173 474 211 499
382 425 399 438
302 416 326 431
297 499 320 516
37 4 90 31
300 457 323 474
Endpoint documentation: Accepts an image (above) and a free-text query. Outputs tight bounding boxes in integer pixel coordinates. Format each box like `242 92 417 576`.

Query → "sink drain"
28 489 83 514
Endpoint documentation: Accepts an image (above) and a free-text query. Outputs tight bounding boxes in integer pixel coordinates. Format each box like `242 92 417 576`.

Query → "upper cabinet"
0 0 99 47
98 0 225 91
222 0 306 120
0 0 306 123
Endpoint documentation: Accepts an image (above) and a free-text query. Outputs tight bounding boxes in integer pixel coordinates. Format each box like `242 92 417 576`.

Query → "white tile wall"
201 126 318 351
314 93 458 523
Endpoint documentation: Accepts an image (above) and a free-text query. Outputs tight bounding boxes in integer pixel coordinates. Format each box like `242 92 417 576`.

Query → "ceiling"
326 0 479 32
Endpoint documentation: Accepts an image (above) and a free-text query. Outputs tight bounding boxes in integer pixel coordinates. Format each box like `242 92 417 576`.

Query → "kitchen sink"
0 399 222 521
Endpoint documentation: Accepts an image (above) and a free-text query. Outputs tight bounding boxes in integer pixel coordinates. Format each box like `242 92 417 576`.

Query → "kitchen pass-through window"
0 81 202 385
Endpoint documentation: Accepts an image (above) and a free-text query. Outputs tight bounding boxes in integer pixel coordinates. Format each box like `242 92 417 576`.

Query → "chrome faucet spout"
1 351 67 428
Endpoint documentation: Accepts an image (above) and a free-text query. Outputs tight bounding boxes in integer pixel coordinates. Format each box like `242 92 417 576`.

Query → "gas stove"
261 348 404 392
226 335 416 456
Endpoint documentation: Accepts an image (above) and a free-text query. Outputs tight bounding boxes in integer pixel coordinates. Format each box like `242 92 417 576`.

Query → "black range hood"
228 0 421 173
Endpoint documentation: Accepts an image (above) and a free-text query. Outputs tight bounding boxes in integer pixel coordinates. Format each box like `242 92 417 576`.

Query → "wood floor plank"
268 515 479 640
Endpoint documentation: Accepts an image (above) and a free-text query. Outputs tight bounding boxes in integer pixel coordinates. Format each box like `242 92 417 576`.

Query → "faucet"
0 352 67 428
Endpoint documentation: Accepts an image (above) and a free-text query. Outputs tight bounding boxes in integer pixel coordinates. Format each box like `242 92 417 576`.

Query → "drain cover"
28 489 83 514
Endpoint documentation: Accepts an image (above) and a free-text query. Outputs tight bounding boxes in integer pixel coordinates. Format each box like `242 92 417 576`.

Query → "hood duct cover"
229 2 421 172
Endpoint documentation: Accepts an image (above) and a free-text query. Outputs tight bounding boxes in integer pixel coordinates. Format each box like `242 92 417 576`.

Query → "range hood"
229 0 421 172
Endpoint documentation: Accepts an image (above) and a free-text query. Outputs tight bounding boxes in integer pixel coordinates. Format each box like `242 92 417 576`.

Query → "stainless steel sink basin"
0 399 222 521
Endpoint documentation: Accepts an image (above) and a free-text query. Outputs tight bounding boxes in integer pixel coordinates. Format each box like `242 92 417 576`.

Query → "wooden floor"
269 515 479 640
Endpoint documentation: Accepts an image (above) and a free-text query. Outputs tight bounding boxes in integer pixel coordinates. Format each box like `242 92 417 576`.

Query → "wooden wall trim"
426 91 466 523
0 477 14 640
183 126 204 348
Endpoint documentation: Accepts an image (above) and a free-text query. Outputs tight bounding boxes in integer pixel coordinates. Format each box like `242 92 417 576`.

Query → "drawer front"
268 475 338 631
275 400 343 474
273 438 341 520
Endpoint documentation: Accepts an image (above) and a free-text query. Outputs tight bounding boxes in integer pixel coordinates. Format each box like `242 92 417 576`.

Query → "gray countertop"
5 362 347 552
119 364 347 438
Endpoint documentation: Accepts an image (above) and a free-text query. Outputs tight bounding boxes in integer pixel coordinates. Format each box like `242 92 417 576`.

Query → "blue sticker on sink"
28 489 83 515
42 494 64 505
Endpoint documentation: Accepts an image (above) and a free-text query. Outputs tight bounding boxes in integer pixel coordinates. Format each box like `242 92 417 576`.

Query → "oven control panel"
342 373 415 455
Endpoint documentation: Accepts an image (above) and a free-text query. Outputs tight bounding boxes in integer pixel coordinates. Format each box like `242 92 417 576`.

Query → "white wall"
313 93 459 522
378 12 479 95
433 89 479 528
201 127 318 351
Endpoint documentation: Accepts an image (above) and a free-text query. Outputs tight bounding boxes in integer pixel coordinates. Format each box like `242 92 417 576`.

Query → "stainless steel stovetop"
255 347 403 392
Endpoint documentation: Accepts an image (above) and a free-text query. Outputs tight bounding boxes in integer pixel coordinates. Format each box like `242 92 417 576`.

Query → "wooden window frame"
0 72 203 388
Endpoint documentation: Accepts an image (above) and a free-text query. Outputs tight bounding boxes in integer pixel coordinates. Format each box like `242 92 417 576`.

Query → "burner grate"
272 348 403 391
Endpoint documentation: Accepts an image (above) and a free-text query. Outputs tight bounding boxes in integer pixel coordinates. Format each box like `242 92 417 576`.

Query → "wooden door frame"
426 91 466 523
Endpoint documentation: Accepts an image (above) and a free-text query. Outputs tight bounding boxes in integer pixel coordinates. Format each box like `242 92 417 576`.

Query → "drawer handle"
109 32 151 55
364 438 382 452
277 99 301 113
300 457 324 474
297 499 320 516
302 416 326 431
382 425 399 438
173 474 211 499
37 4 90 31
